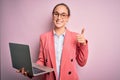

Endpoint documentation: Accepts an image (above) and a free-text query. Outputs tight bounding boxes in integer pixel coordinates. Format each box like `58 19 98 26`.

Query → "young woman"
36 3 88 80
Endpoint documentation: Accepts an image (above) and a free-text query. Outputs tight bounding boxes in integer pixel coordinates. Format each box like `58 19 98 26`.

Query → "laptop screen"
9 43 33 76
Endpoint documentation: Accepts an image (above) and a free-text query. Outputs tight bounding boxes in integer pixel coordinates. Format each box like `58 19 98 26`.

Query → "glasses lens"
53 12 68 18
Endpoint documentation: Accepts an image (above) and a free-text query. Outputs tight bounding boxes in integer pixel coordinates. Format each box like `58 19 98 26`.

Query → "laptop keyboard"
32 67 45 74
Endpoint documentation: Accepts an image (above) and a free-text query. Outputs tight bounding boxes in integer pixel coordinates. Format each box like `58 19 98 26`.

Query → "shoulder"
66 29 79 43
67 29 78 37
40 30 52 40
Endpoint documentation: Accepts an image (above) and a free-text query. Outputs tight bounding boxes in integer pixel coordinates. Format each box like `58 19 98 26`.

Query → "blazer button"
46 59 48 62
47 72 50 75
68 71 71 75
71 59 73 62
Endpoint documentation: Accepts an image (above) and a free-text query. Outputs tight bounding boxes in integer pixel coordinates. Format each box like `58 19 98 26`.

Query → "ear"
66 16 70 22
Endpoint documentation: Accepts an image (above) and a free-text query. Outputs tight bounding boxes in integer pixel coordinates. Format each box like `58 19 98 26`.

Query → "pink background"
1 0 120 80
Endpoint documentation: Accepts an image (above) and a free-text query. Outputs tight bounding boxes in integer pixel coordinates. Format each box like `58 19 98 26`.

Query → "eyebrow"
54 11 68 14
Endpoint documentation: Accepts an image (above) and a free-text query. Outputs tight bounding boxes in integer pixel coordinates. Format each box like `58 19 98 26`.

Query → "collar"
53 29 66 36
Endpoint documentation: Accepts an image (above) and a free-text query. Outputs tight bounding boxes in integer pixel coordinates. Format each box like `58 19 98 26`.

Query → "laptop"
9 42 54 78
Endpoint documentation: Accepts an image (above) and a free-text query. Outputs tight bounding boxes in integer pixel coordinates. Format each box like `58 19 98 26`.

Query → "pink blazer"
36 29 88 80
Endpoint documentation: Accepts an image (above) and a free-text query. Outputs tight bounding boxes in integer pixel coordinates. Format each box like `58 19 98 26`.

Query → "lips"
56 22 62 24
54 19 64 27
56 20 63 24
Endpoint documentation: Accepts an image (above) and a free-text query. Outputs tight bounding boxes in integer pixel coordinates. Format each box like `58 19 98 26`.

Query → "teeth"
57 22 61 23
57 20 62 22
57 22 61 24
56 20 63 24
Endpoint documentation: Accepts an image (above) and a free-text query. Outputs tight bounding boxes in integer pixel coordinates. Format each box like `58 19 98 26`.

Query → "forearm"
76 41 88 67
36 56 45 66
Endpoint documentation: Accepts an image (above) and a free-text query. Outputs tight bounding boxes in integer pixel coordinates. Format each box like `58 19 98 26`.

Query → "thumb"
81 28 85 35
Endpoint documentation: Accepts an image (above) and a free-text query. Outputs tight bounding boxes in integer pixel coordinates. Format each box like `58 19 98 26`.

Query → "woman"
36 3 88 80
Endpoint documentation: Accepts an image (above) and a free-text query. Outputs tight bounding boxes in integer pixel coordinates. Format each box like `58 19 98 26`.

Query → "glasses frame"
53 12 68 19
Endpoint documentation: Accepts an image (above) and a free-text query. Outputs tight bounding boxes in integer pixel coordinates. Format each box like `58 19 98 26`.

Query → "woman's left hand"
76 28 86 45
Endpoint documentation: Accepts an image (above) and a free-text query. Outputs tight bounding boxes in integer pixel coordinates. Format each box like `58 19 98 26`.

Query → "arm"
76 41 88 67
76 28 88 66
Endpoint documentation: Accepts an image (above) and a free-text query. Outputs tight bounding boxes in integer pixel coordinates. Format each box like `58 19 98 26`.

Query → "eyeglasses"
53 12 68 19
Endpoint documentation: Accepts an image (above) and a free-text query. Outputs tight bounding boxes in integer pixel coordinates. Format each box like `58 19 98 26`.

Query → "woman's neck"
54 26 66 36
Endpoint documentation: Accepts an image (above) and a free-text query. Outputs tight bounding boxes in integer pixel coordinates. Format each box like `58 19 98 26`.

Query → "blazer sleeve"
76 40 88 67
36 36 45 66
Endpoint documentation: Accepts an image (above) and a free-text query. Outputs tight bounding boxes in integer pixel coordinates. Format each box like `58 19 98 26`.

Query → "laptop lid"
9 42 34 77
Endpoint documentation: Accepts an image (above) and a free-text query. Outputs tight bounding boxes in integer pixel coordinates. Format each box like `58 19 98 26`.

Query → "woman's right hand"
16 68 32 78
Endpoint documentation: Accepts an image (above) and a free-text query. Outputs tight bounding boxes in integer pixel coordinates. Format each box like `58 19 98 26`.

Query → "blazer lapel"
48 30 71 78
48 31 57 77
60 30 71 69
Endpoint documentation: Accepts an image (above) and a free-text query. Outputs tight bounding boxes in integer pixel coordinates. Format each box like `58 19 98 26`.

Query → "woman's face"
53 5 69 29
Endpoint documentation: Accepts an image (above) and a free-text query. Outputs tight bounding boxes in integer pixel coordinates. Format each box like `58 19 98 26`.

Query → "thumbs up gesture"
76 28 86 45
